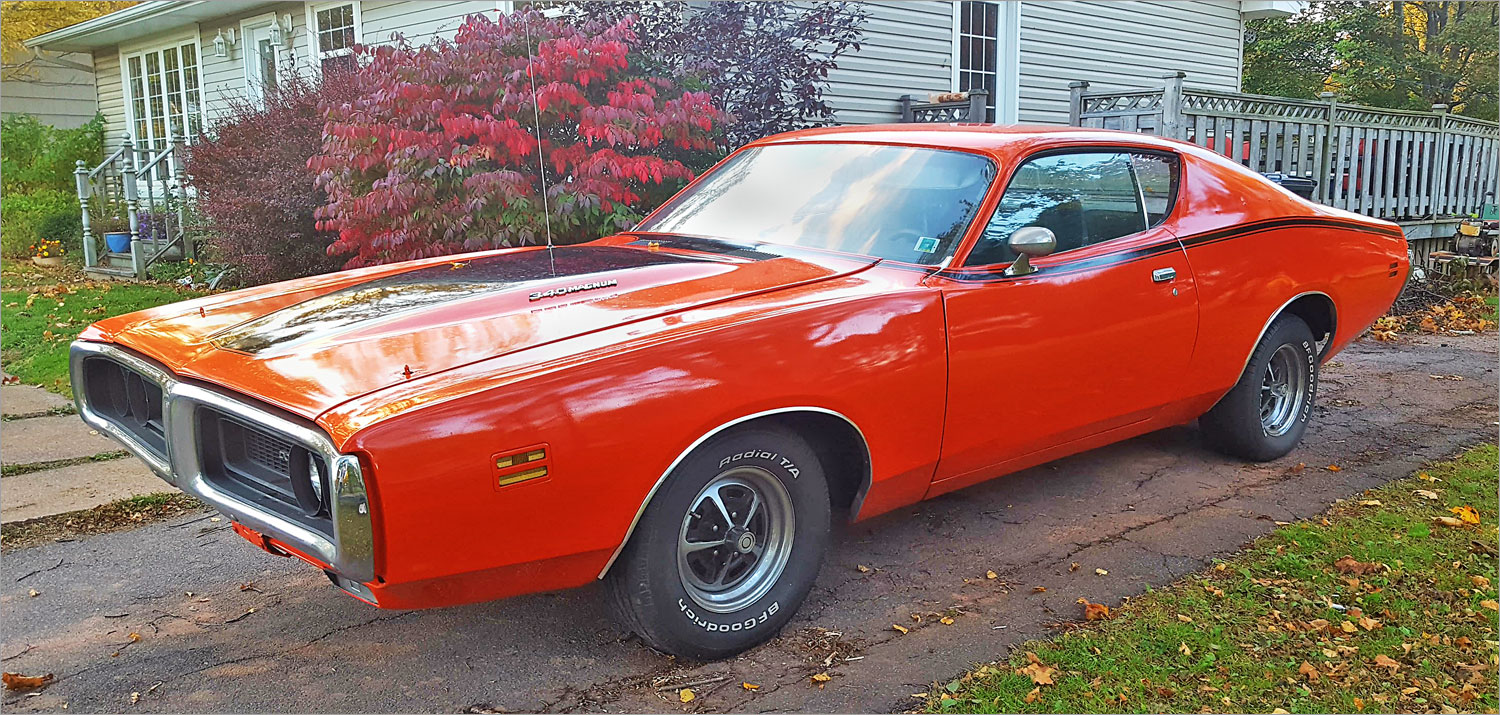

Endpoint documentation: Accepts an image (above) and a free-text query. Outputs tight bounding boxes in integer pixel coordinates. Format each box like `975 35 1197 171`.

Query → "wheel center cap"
734 531 756 553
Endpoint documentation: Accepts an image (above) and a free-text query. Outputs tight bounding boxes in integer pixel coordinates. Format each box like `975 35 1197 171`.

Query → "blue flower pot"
104 232 132 253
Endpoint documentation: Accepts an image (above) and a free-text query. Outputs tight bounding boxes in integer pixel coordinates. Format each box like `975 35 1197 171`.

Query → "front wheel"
604 427 830 660
1199 314 1319 461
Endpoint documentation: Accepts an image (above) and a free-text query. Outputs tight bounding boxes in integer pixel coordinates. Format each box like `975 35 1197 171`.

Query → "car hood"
94 240 879 419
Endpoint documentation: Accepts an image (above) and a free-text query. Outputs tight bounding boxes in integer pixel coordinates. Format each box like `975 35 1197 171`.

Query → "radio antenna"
521 15 555 250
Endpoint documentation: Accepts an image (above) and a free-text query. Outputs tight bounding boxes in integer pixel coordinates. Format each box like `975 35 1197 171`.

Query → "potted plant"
30 238 64 267
92 214 132 253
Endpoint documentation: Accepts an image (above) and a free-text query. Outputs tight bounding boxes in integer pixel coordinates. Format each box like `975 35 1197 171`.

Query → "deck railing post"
1159 71 1187 140
1067 80 1090 127
1430 104 1449 218
1320 92 1338 204
75 159 96 268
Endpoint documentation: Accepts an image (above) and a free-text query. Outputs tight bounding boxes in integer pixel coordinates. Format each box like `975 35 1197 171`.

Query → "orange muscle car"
71 125 1408 659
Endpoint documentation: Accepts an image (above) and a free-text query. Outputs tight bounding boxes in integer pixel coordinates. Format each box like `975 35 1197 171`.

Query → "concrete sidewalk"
0 381 172 524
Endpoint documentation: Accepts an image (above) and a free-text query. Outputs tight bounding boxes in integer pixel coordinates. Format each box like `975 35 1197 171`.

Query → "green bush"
35 209 82 246
1 189 77 258
0 114 105 195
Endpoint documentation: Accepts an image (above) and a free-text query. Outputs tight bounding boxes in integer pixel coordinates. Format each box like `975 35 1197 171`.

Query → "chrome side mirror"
1003 226 1057 277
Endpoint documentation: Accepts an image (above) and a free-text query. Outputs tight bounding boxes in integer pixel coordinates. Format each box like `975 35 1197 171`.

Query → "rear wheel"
605 427 829 660
1200 315 1319 461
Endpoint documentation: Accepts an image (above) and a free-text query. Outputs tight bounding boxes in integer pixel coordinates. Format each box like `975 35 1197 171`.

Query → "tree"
1244 1 1498 120
563 1 865 148
309 9 723 268
1 1 135 77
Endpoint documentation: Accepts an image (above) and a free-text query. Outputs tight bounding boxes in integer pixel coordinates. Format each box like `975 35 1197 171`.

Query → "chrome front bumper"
69 341 375 583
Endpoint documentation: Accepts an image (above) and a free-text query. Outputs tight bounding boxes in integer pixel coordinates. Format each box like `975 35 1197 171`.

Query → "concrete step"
1 385 70 418
1 458 174 524
1 415 122 467
83 264 138 281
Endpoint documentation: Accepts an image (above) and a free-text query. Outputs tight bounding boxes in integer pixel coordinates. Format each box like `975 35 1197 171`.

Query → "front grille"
81 357 167 457
197 407 333 538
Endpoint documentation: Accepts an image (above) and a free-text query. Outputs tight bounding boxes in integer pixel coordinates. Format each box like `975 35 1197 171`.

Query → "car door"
931 149 1199 486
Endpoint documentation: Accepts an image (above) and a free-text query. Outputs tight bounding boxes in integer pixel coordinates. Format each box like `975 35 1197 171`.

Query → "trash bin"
1260 172 1317 201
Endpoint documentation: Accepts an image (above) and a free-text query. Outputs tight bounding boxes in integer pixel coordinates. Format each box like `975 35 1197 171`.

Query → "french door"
124 41 203 178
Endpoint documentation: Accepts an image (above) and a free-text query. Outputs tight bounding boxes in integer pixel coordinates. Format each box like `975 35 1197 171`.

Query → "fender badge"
529 278 618 302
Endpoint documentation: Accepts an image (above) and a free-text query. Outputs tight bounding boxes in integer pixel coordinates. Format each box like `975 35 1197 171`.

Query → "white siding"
1016 0 1243 125
823 1 956 125
359 1 494 46
1 51 98 129
92 50 127 145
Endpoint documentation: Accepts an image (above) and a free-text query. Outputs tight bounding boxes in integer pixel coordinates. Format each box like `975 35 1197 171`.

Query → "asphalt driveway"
2 333 1495 713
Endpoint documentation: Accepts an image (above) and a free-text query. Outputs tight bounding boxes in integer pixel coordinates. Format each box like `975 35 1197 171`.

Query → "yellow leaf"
1326 464 1343 472
1178 614 1193 623
1024 686 1041 703
128 632 141 642
741 683 759 691
1353 696 1364 710
1450 505 1481 524
1414 489 1439 500
1095 568 1108 576
1417 471 1437 482
1472 575 1490 589
986 570 998 580
1480 600 1499 611
856 564 870 573
1179 642 1192 656
1272 709 1291 714
1359 499 1382 507
811 672 832 686
1016 662 1055 685
1341 620 1358 633
892 624 909 634
939 616 955 625
678 688 695 703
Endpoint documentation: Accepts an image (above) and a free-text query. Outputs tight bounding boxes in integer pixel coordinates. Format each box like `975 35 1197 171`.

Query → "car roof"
751 123 1194 159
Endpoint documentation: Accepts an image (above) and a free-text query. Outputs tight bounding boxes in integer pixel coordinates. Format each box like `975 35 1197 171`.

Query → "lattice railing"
1070 72 1500 221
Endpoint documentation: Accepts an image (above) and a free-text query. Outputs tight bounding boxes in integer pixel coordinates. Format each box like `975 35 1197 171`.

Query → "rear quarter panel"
1170 148 1409 414
320 272 947 608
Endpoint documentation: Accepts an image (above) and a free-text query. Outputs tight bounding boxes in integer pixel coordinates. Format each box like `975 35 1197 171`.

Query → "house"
27 0 1302 153
1 48 98 129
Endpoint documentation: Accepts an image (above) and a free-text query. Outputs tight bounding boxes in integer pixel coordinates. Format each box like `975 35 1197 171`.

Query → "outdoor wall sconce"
269 14 293 47
213 27 236 57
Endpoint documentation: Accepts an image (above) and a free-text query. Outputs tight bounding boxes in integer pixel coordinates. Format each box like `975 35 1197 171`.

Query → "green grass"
1 260 202 396
929 444 1500 714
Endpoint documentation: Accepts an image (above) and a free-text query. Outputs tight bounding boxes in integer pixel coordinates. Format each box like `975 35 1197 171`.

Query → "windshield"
638 143 997 266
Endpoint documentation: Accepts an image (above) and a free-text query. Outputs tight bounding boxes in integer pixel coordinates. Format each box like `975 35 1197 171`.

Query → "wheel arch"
1242 291 1337 373
596 406 871 579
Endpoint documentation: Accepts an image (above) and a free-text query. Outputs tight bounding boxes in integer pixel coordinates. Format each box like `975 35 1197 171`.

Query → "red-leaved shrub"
309 9 723 267
186 70 357 285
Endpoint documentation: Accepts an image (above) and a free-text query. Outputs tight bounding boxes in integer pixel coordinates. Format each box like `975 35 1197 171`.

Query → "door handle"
1151 267 1177 283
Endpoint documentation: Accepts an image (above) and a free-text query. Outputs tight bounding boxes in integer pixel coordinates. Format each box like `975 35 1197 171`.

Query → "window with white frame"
309 1 360 75
956 1 998 123
124 40 205 158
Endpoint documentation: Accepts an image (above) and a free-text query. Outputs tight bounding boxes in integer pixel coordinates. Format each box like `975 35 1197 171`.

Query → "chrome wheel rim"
1260 344 1307 437
677 466 794 614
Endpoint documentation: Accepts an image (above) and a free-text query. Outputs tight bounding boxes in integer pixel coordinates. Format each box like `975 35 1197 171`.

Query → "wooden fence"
1069 72 1500 222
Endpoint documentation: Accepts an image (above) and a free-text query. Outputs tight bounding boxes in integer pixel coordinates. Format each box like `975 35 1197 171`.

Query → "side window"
965 150 1176 267
1132 153 1179 228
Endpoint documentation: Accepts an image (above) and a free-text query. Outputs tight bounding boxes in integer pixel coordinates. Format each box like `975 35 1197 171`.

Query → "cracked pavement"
2 334 1495 713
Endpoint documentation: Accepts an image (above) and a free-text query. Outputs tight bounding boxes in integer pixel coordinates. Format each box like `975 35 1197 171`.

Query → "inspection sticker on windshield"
914 236 940 254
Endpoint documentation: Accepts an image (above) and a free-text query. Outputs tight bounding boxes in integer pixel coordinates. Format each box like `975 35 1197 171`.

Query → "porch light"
213 28 236 58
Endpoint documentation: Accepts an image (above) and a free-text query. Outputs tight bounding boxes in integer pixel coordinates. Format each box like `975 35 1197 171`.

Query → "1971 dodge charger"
71 125 1408 659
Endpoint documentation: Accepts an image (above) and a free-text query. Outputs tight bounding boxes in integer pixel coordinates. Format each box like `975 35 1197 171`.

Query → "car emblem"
528 278 619 302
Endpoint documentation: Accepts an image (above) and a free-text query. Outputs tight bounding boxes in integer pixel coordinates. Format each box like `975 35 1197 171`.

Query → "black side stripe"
933 216 1401 284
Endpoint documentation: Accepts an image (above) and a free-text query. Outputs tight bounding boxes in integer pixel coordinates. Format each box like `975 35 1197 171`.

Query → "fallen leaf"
985 570 998 580
1178 614 1193 623
1079 599 1111 621
1372 654 1401 672
1095 568 1108 576
1435 516 1466 527
1032 586 1046 593
239 581 255 591
1358 616 1380 631
2 672 54 691
1069 562 1080 571
1299 661 1320 682
131 692 140 704
1289 462 1306 474
1450 505 1481 525
1178 642 1192 656
27 589 38 598
1359 499 1382 506
939 616 955 625
1417 471 1437 482
678 688 695 703
1480 600 1498 612
1016 662 1055 685
741 682 759 691
128 632 141 642
855 565 870 573
810 672 831 688
892 624 909 634
1272 709 1291 714
1333 556 1385 575
1326 464 1343 472
1473 575 1491 589
1353 696 1364 710
1414 489 1440 500
1341 620 1358 633
1024 686 1041 703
